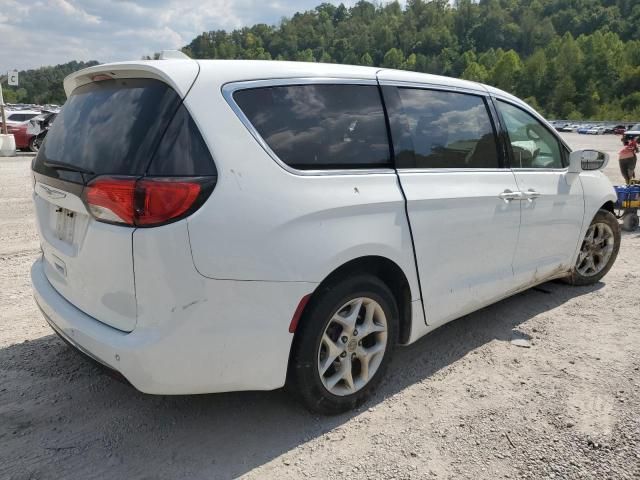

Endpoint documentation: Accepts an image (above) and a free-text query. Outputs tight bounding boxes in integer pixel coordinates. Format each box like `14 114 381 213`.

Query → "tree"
360 52 373 66
13 1 640 120
381 48 404 68
461 62 488 82
490 50 522 93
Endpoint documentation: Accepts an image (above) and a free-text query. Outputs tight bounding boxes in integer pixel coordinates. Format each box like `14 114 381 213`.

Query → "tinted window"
34 78 182 182
148 104 216 176
385 87 500 169
8 113 35 122
234 84 390 170
497 101 563 169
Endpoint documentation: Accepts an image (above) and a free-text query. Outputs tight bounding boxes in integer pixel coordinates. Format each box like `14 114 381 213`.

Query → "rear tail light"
83 176 215 227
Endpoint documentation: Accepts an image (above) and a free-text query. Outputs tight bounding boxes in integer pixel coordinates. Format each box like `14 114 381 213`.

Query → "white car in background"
586 126 605 135
30 59 621 413
2 110 40 126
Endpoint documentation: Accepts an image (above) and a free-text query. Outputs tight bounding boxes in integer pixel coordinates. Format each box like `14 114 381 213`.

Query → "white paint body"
31 60 617 394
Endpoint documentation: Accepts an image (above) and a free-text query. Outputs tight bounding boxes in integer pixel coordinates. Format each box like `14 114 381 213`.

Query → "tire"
566 209 621 286
29 136 40 153
288 274 399 414
622 212 639 232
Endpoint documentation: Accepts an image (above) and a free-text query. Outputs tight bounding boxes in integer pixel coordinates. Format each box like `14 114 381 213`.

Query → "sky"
0 0 368 72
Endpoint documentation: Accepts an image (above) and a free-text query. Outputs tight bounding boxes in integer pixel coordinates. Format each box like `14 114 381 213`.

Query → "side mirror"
568 149 609 173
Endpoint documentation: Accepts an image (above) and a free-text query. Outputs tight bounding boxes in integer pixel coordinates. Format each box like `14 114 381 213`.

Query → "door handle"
498 189 524 202
524 189 541 201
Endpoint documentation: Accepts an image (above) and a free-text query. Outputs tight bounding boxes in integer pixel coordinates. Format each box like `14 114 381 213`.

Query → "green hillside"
3 61 99 105
6 1 640 120
183 0 640 120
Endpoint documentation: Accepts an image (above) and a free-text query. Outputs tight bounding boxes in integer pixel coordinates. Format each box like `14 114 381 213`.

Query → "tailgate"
30 61 200 332
33 181 137 331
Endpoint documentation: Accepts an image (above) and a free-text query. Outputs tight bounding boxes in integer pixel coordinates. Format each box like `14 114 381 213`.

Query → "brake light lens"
85 177 136 224
136 179 201 226
83 176 212 227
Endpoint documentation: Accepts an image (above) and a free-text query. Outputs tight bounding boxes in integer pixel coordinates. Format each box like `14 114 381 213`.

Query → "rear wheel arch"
292 256 413 348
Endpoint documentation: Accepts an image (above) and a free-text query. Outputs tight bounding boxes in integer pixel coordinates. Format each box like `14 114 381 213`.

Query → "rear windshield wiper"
43 160 95 175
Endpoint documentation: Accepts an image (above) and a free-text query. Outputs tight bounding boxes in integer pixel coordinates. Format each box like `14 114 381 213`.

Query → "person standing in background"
619 137 637 184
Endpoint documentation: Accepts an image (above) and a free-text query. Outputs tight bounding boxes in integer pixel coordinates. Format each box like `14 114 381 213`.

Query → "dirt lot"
1 133 639 480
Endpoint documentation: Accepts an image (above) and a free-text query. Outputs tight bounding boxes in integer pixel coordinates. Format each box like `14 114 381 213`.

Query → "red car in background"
2 110 40 151
6 122 37 151
3 111 57 152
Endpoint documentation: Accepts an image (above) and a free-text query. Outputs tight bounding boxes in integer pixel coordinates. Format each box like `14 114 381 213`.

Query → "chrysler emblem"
41 185 67 200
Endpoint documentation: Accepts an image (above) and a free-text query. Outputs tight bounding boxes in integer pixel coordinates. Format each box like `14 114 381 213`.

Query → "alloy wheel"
576 222 615 277
317 297 388 396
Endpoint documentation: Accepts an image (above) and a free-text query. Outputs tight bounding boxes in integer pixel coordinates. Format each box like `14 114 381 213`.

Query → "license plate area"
55 207 76 244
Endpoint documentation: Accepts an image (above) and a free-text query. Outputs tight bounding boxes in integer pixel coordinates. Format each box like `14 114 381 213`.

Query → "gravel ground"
1 133 639 479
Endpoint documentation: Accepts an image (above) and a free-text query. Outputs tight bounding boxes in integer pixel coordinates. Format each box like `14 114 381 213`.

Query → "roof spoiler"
63 59 199 99
158 50 191 60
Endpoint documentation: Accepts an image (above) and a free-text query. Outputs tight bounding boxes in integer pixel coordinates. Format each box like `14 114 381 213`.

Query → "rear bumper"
31 256 316 394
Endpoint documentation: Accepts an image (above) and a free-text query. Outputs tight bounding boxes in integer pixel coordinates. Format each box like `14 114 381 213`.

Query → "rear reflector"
288 294 312 333
84 176 209 227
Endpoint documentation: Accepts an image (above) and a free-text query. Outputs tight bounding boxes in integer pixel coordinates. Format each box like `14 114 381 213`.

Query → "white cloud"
0 0 365 71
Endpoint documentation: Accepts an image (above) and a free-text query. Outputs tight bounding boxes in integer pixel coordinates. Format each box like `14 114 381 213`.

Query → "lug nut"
341 352 347 358
353 329 358 336
358 340 362 346
341 336 348 343
351 353 356 359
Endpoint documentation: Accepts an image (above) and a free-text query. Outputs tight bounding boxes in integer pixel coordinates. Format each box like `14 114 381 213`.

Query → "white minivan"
31 59 620 413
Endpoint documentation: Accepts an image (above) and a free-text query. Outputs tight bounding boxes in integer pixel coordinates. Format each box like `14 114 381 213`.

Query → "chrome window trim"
396 168 514 174
222 78 396 177
510 168 569 173
377 79 488 97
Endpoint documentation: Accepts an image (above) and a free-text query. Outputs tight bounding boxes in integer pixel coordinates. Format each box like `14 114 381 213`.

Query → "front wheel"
566 209 621 286
289 275 398 414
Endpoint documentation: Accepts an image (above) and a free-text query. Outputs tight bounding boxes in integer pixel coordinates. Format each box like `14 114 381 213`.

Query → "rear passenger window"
384 87 500 169
233 84 390 170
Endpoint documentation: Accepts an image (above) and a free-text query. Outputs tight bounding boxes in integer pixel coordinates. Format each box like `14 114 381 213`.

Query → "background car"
5 123 35 151
587 126 605 135
623 123 640 143
1 110 40 127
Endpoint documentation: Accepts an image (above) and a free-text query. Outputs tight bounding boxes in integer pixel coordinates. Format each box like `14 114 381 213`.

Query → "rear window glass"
8 113 38 122
384 87 500 169
33 78 215 181
233 84 390 170
148 104 216 176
